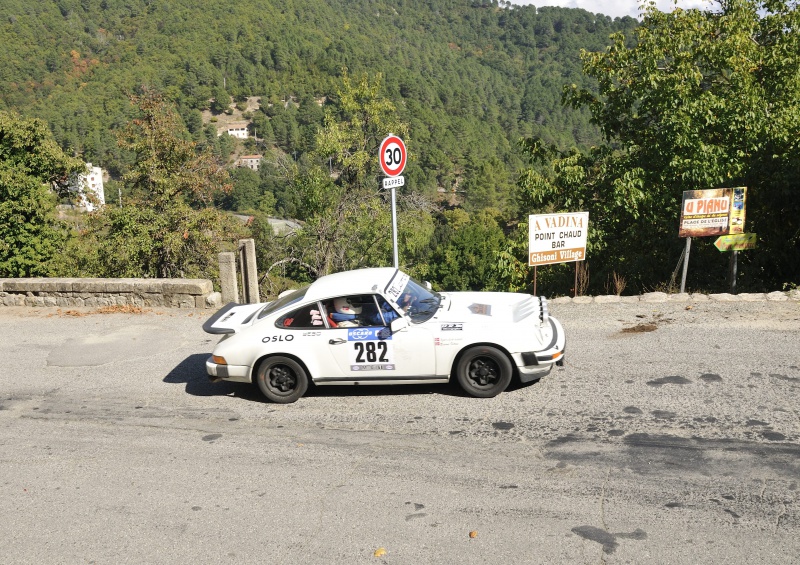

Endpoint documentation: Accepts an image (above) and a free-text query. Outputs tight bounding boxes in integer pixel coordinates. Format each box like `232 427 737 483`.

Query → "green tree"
281 72 432 278
426 208 507 291
525 0 800 292
315 70 409 193
210 86 231 115
228 168 261 212
0 111 84 276
64 89 241 279
515 138 641 292
463 156 514 213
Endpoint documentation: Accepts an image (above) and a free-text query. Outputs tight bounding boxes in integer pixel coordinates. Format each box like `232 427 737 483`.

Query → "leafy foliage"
0 111 84 276
257 73 434 284
0 0 637 191
2 0 797 294
425 208 508 291
521 0 800 293
57 90 243 279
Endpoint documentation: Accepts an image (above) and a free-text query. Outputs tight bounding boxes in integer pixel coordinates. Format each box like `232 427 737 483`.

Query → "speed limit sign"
379 134 406 177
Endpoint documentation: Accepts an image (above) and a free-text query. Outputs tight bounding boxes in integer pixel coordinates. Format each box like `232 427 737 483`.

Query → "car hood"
439 292 546 324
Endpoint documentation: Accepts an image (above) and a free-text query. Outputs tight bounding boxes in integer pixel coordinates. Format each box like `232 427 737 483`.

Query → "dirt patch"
201 96 261 131
619 313 672 334
621 323 658 333
50 305 151 317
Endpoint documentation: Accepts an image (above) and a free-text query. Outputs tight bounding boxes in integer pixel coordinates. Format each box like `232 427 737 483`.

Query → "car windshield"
256 287 309 320
397 276 441 324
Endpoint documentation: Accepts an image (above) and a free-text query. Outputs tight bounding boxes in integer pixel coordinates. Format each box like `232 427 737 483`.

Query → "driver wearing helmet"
330 296 362 327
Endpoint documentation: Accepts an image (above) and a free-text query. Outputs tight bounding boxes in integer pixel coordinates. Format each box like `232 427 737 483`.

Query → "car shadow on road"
162 353 261 401
305 382 463 399
164 354 540 402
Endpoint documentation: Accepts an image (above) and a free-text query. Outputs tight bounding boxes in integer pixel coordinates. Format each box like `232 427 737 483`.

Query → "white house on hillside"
218 122 249 139
69 162 106 212
237 154 262 171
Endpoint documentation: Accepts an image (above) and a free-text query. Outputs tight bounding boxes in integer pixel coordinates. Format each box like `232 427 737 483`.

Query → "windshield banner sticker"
384 271 410 304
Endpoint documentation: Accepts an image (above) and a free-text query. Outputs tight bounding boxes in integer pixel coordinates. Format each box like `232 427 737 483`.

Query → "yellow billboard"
679 187 746 238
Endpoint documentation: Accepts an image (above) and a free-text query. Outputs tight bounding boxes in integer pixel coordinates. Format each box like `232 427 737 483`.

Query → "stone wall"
0 278 222 309
550 289 800 304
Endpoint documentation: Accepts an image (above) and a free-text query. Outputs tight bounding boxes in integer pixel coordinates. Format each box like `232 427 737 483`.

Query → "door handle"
328 338 346 345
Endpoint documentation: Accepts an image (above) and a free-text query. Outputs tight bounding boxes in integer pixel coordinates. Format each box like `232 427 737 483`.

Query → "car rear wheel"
456 346 513 398
256 356 308 403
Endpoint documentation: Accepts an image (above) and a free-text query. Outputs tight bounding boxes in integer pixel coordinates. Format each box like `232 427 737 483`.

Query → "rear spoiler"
202 302 264 334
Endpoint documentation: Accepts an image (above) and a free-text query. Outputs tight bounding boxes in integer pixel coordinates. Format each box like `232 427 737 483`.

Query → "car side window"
329 294 400 327
373 296 401 326
276 303 328 329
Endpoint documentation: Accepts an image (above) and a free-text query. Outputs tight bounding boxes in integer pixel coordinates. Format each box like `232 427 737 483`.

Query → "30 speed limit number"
379 135 407 177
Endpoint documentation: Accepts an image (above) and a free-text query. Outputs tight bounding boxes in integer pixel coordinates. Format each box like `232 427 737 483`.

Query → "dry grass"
575 261 590 297
606 271 627 296
53 305 150 317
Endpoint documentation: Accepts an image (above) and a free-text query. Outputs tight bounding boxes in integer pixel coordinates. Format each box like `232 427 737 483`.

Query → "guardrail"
0 278 221 309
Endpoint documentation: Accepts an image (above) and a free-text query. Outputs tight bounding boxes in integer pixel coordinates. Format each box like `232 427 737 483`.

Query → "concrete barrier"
549 288 800 304
1 277 797 309
0 278 222 309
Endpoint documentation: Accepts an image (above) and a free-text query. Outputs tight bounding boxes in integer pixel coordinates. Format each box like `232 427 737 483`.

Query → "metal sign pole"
680 237 691 293
391 186 399 269
729 250 738 294
379 134 406 270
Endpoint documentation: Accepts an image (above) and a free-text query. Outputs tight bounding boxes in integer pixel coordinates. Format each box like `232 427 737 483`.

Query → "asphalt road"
1 300 798 564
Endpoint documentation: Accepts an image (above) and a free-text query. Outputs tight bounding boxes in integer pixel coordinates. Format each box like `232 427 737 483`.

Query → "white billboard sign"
528 212 589 267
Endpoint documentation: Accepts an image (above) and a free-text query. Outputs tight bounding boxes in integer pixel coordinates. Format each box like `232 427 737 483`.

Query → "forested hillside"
2 0 797 295
0 0 636 194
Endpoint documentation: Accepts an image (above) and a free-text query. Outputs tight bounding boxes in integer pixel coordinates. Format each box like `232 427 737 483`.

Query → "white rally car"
203 267 565 403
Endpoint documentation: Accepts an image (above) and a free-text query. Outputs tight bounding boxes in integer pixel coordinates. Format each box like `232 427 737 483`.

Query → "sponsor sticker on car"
347 327 394 370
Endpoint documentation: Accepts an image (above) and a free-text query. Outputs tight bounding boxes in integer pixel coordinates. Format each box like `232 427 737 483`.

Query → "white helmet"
334 297 362 315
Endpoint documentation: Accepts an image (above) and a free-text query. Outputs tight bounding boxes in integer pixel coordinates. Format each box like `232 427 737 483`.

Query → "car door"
275 301 344 380
325 294 437 380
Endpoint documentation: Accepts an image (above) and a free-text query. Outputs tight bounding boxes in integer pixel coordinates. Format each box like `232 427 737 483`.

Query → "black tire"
456 346 513 398
255 356 309 404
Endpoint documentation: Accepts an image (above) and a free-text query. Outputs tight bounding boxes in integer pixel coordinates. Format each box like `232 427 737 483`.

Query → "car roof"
304 267 400 302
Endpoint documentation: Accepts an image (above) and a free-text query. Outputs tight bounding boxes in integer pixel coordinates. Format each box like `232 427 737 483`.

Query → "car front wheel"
256 356 309 403
456 346 513 398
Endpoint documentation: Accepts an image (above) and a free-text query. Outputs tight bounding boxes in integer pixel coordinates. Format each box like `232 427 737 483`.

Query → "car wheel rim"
467 357 500 388
268 365 297 394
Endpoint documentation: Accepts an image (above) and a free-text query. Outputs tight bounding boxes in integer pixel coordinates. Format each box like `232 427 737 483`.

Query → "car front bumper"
515 317 566 383
206 357 251 383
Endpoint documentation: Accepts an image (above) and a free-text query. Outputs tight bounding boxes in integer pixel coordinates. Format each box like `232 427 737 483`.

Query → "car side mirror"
390 317 409 333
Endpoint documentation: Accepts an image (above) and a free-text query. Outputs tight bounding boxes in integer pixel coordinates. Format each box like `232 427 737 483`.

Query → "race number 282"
353 341 389 363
